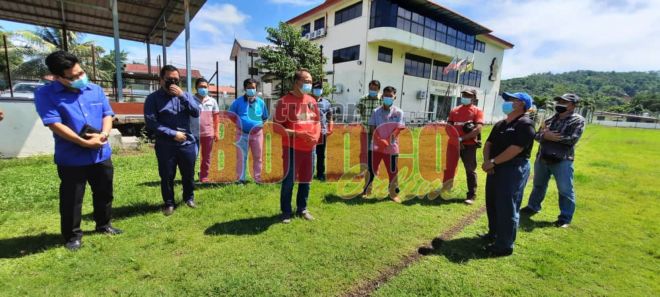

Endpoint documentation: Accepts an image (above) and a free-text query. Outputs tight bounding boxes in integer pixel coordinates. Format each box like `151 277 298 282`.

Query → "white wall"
0 101 54 158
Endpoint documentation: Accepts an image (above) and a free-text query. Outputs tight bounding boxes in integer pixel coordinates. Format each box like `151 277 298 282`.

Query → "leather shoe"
96 226 123 235
65 239 82 251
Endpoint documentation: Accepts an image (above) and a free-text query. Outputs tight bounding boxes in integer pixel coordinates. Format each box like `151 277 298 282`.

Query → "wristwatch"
458 137 463 142
101 131 109 139
490 158 496 165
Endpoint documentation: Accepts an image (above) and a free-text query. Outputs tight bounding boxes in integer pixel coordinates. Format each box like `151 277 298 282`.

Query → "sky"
0 0 658 86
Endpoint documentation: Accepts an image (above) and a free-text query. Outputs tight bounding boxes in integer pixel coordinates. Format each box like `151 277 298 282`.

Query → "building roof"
230 39 270 60
124 64 202 78
286 0 513 46
0 0 206 46
482 33 514 49
209 85 235 94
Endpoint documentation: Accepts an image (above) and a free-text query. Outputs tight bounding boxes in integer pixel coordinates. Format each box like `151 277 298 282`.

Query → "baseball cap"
502 92 533 110
554 93 580 103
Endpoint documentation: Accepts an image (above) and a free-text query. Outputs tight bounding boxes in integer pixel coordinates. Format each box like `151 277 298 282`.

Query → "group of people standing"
448 91 585 256
33 50 585 256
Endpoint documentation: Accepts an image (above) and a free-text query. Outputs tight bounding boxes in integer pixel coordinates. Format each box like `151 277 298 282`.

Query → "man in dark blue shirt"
35 51 122 251
144 65 200 216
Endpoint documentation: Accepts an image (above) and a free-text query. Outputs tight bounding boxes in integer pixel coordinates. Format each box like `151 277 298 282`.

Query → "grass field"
0 125 658 296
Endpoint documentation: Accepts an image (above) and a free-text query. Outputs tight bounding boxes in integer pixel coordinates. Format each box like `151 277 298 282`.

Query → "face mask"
198 88 208 97
70 74 89 90
461 97 472 105
369 90 378 97
301 83 313 94
246 88 257 97
383 97 394 107
313 89 323 97
555 104 568 114
502 102 514 115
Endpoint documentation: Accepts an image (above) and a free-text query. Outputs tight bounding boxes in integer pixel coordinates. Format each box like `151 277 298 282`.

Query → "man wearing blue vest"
35 51 122 251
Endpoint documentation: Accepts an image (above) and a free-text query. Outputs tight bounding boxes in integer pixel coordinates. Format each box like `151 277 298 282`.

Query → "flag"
464 55 475 73
456 58 467 73
443 56 457 75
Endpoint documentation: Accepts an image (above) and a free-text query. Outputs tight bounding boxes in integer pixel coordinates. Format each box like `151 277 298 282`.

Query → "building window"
301 23 311 36
378 46 393 63
381 1 474 52
314 17 325 30
404 53 432 78
335 1 362 26
475 40 486 52
333 45 360 64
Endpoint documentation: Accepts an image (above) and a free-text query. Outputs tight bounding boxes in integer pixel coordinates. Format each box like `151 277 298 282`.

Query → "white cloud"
268 0 322 7
443 0 660 79
124 3 252 86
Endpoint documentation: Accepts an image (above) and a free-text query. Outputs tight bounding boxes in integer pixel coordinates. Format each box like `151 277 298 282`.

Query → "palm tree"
0 26 25 89
11 27 106 80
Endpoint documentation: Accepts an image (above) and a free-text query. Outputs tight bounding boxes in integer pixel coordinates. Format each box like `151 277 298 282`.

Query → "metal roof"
0 0 206 46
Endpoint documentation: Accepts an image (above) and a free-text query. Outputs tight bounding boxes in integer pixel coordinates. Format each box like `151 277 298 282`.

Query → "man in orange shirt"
273 69 321 224
447 89 484 205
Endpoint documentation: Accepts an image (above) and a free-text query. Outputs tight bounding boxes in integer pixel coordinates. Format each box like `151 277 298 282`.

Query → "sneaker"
162 205 174 216
298 211 315 221
554 220 570 228
464 198 475 205
185 200 197 209
485 244 513 257
520 206 538 216
390 195 402 203
281 214 292 224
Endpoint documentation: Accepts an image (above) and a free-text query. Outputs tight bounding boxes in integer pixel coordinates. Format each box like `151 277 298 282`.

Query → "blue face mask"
246 89 257 97
198 88 208 97
313 88 323 97
70 74 89 90
383 97 394 107
502 102 514 115
369 90 378 97
461 97 472 105
301 83 313 94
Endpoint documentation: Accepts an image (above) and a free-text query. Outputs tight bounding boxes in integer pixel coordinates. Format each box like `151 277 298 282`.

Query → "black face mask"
165 79 180 89
555 104 568 114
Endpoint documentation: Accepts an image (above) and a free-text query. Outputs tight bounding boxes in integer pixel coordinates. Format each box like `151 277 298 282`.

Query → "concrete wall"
593 120 660 129
0 100 54 158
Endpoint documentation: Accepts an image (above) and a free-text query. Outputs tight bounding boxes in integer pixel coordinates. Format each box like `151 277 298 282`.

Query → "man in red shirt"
273 68 321 224
447 89 484 205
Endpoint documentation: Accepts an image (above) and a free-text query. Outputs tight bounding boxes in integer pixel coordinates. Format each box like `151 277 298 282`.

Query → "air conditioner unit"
318 28 326 37
333 83 344 94
304 33 311 39
310 31 318 39
417 90 427 99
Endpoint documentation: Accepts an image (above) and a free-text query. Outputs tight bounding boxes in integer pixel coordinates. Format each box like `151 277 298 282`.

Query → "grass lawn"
0 125 658 296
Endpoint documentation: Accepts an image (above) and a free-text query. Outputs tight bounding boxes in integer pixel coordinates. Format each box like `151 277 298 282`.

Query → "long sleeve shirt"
535 112 586 160
144 88 200 145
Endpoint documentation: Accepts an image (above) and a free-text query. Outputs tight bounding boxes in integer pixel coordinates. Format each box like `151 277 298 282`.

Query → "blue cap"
502 92 533 110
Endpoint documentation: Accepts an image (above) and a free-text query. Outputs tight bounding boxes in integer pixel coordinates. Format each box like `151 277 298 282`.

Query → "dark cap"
554 93 580 103
461 89 477 96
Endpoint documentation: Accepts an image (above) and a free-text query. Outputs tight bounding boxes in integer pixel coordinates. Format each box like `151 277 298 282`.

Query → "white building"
285 0 514 123
230 39 278 108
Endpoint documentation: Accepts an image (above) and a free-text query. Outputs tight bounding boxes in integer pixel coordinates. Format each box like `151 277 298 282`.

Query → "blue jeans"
485 159 531 251
527 159 576 223
280 148 313 217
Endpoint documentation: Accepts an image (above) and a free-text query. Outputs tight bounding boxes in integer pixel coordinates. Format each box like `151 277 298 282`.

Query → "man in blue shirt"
35 51 122 251
229 78 269 184
144 65 200 216
312 81 333 181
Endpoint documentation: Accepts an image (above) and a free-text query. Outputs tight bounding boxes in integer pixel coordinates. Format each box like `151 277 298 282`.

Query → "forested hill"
500 70 660 115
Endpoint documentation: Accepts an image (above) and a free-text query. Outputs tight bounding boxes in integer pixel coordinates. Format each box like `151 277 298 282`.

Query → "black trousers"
460 144 478 199
56 158 114 242
315 134 327 178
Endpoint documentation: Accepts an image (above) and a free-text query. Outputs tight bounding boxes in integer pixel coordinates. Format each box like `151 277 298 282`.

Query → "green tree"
0 26 25 89
258 22 326 96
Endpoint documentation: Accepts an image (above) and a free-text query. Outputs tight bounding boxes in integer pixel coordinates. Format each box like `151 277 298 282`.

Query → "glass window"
404 53 432 78
333 45 360 64
424 26 435 39
335 1 363 26
447 27 457 38
411 22 423 36
398 6 410 18
424 18 436 29
314 17 325 30
301 23 311 36
411 12 423 23
435 31 446 43
378 46 393 63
